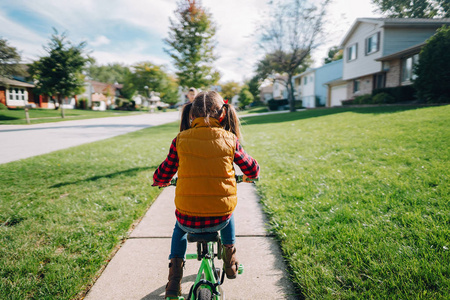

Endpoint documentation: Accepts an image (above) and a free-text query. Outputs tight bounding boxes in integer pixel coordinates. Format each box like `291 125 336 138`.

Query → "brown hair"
180 91 241 140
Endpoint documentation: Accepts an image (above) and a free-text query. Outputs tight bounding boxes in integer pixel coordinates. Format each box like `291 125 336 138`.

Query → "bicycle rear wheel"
197 287 212 300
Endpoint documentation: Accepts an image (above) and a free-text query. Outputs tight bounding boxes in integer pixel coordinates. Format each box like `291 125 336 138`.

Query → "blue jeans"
169 214 235 259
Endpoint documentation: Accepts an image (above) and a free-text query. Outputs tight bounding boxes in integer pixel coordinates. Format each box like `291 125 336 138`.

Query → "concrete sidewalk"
85 183 297 299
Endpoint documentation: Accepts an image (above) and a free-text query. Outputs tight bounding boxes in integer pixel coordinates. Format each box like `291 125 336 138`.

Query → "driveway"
0 111 180 164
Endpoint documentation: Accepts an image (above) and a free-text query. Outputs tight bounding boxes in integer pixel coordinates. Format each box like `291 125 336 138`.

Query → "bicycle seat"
187 232 219 243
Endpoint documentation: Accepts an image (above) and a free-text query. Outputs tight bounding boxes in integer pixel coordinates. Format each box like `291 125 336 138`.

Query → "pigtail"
180 102 192 132
222 103 242 141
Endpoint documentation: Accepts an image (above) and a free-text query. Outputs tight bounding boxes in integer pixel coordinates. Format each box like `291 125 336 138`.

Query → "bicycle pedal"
238 264 244 274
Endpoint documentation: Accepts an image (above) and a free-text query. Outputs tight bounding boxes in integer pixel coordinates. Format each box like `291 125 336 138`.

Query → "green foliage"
0 103 7 110
414 26 450 103
324 46 343 64
371 0 450 17
246 75 261 101
243 105 450 298
127 62 179 105
268 99 288 110
219 81 242 101
0 38 25 83
28 29 88 100
164 0 220 88
238 87 254 108
372 92 396 104
86 62 130 85
372 85 416 102
353 94 373 104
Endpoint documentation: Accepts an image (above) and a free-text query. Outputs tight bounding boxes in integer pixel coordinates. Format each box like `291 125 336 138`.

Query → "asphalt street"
0 111 180 164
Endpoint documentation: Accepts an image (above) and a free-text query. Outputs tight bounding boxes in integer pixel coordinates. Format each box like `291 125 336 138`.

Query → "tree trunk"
59 94 65 118
287 74 296 112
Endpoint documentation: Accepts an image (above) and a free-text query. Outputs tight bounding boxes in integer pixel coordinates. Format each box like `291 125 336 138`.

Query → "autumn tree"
219 81 242 102
164 0 220 89
371 0 450 18
29 29 88 118
324 46 343 64
256 0 329 112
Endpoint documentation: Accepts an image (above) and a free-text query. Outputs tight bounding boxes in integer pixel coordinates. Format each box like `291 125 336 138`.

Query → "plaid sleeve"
153 137 179 185
234 139 260 179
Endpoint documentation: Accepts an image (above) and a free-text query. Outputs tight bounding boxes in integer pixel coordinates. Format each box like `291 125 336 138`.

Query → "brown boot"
165 258 184 298
222 245 239 279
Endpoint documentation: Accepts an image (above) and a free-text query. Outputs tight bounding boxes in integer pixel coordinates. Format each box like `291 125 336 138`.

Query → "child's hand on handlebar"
152 182 170 188
243 174 258 183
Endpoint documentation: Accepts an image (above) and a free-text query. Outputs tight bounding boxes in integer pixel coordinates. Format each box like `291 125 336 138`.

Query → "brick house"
340 18 450 99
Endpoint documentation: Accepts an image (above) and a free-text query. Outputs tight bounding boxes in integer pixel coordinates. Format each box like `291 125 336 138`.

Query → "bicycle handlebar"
158 175 258 188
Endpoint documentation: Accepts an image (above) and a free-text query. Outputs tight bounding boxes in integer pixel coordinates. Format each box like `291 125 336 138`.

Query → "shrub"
0 103 7 110
294 100 303 109
267 99 288 110
372 86 416 103
354 94 372 104
372 92 395 104
414 25 450 103
341 99 354 106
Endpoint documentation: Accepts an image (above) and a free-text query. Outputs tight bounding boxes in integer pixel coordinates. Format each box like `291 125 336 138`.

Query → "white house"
293 59 343 108
340 18 450 99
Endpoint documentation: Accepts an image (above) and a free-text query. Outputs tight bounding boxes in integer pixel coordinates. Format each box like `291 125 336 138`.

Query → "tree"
238 86 254 108
256 0 329 112
219 81 242 102
246 75 261 103
414 26 450 103
164 0 220 89
371 0 450 18
128 62 179 105
86 61 131 84
29 29 88 118
324 46 343 64
0 38 25 84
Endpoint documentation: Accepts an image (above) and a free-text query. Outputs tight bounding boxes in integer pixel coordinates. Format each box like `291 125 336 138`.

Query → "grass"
240 105 450 299
1 105 448 299
0 108 143 125
237 106 269 115
0 122 179 299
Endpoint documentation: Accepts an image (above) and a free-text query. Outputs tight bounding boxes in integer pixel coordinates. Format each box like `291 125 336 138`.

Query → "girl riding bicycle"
152 91 260 299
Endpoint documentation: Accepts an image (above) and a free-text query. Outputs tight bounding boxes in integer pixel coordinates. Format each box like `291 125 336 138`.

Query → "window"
304 76 308 85
8 88 26 101
353 80 360 93
366 32 380 55
373 73 386 89
347 43 357 61
401 54 419 83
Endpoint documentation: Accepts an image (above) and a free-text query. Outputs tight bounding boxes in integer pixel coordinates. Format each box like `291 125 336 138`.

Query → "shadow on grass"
241 105 429 126
51 166 157 188
0 115 21 121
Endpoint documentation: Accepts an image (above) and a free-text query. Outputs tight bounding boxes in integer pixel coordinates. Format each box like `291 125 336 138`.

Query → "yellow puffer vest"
175 117 237 217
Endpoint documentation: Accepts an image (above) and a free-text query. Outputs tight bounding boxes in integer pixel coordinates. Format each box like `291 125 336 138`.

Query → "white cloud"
90 35 111 47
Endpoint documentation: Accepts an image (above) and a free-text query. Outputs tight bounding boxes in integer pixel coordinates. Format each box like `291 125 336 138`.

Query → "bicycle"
165 175 257 300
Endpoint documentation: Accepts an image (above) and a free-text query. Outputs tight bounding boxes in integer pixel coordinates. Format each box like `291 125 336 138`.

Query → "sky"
0 0 381 84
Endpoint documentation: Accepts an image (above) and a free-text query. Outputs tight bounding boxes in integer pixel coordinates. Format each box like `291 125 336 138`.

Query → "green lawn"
242 105 449 299
0 105 448 299
0 108 144 125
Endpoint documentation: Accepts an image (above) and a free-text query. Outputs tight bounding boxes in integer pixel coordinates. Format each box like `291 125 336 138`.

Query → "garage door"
330 84 347 107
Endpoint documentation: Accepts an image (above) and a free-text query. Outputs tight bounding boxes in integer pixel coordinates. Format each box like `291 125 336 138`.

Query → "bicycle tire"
197 287 212 300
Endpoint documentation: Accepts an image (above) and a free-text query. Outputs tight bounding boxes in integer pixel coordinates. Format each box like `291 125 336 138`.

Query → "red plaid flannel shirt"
153 137 260 228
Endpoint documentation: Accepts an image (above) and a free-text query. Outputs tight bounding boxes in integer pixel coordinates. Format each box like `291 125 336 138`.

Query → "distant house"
340 18 450 99
0 77 35 108
79 80 120 111
259 85 273 103
293 59 343 108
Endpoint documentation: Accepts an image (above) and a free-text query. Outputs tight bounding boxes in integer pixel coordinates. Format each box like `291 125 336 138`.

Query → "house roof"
0 77 35 88
323 77 347 86
340 18 450 46
376 42 426 61
292 59 343 80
